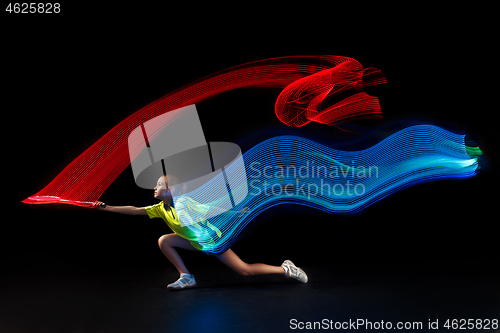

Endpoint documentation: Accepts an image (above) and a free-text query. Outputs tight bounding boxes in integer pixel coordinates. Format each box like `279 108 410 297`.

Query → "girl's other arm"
97 204 147 216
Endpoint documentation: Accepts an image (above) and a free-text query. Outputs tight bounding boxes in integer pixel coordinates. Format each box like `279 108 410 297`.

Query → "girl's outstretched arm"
97 204 147 216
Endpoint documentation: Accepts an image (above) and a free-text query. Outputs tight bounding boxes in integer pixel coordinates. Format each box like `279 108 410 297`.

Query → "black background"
3 1 498 312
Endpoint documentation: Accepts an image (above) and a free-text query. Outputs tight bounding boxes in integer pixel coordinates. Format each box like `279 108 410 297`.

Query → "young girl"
97 175 308 290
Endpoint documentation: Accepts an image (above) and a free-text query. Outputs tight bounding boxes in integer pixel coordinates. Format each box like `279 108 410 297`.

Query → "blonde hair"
162 174 180 208
162 174 180 188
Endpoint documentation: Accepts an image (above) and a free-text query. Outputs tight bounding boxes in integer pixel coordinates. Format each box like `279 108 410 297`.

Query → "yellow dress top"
145 201 203 250
145 198 222 251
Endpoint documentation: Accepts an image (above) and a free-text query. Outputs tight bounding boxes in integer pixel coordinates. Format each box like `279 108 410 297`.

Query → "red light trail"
22 55 385 207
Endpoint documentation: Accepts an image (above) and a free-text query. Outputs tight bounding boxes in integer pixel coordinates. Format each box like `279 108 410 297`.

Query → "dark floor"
1 254 498 333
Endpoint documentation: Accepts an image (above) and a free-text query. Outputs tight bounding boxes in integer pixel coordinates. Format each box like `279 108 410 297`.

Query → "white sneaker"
167 273 196 290
281 260 308 283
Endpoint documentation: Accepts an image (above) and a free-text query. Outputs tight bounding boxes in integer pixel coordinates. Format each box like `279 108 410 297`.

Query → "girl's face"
154 176 170 200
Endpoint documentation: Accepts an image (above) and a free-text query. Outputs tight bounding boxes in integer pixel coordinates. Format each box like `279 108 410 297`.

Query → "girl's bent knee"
158 234 172 247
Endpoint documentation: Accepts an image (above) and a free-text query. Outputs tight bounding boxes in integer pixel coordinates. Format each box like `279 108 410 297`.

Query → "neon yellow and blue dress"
145 197 222 251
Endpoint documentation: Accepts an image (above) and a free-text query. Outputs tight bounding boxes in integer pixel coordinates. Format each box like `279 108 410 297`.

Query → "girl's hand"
91 201 106 210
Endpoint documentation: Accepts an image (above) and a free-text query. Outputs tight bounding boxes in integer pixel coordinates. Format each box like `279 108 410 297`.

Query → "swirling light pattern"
22 56 384 207
175 125 481 253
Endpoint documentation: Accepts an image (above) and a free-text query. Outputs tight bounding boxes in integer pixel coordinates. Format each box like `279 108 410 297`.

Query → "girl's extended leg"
158 233 198 274
215 249 285 276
